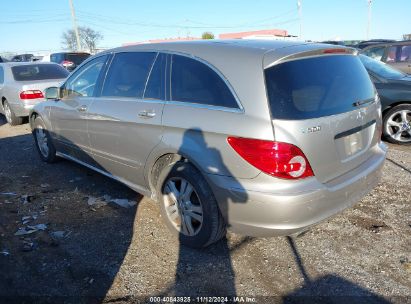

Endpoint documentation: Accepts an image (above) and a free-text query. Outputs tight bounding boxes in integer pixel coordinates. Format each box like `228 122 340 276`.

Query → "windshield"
265 55 375 120
359 54 406 80
12 64 69 81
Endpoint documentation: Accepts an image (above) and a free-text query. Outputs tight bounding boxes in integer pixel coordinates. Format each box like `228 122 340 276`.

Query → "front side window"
102 52 156 98
62 55 107 98
363 46 385 61
171 55 238 108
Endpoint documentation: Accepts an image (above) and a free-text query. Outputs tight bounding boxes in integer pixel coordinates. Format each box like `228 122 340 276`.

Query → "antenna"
367 0 372 40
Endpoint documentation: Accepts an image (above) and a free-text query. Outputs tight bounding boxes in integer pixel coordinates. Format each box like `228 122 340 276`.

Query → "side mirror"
45 87 60 100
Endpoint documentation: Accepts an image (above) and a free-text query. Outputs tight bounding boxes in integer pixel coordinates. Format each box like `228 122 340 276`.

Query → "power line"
75 10 299 30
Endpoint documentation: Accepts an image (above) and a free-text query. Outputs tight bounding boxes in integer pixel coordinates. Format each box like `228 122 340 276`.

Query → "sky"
1 0 410 54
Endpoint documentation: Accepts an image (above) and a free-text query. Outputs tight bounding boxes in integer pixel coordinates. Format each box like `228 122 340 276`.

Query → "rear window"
66 53 90 65
265 55 375 120
12 64 69 81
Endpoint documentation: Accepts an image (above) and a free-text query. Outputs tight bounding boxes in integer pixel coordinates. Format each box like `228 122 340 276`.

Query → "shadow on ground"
283 237 390 304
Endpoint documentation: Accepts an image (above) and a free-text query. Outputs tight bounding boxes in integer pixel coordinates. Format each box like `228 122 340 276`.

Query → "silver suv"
30 40 387 248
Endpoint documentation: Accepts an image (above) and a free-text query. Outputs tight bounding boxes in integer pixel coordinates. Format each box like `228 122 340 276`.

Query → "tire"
157 161 226 248
3 100 23 126
383 104 411 145
32 116 58 163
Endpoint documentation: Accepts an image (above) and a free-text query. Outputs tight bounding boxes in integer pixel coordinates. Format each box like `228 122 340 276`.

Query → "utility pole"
297 0 303 41
367 0 372 40
69 0 81 51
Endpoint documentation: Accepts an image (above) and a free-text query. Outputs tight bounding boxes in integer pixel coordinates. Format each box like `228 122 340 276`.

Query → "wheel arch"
382 101 411 118
29 111 39 129
147 152 206 202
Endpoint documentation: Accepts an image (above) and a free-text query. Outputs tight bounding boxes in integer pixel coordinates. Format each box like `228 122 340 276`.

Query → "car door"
50 54 109 164
87 51 166 189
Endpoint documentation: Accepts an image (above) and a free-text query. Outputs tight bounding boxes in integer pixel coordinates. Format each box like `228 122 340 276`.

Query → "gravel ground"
0 116 410 304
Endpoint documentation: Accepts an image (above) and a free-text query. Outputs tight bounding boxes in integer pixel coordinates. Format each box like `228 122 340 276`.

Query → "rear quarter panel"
144 48 275 181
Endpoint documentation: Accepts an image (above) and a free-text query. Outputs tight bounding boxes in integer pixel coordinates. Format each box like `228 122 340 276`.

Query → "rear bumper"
207 143 387 237
11 99 44 117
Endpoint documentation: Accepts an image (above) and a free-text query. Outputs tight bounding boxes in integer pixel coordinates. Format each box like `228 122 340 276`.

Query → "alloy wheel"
35 126 49 158
385 109 411 143
163 177 204 236
3 103 12 123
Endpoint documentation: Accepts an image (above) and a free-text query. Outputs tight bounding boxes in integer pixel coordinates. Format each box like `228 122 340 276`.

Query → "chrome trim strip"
165 100 244 113
142 52 159 98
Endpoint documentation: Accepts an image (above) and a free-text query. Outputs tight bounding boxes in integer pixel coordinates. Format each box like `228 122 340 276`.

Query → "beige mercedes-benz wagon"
30 40 387 248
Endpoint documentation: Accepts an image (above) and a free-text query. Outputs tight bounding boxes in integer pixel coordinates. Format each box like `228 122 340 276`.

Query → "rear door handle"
77 105 88 112
138 110 156 118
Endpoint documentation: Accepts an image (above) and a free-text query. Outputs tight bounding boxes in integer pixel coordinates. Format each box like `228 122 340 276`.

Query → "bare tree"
80 27 103 53
61 27 103 53
61 29 78 51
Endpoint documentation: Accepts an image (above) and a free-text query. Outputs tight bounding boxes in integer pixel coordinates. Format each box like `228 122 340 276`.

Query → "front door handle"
138 110 156 118
77 105 88 112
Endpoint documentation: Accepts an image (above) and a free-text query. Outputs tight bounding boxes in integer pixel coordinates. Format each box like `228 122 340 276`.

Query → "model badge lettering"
301 126 321 134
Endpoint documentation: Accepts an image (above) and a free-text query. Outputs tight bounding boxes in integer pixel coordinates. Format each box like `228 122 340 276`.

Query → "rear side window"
102 52 156 98
171 55 238 108
385 45 411 63
11 64 69 81
265 55 375 120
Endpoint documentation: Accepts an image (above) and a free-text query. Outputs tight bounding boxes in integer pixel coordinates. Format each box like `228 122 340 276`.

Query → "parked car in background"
0 62 69 125
31 55 44 62
49 52 90 71
30 40 386 248
11 54 34 62
361 41 411 74
321 40 346 46
355 39 397 50
360 54 411 145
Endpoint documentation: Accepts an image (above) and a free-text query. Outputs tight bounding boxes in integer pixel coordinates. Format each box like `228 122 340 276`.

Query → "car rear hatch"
20 79 65 94
264 46 382 183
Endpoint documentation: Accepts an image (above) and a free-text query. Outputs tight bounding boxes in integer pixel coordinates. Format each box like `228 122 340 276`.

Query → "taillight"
61 60 74 67
323 48 347 54
227 137 314 180
19 90 44 100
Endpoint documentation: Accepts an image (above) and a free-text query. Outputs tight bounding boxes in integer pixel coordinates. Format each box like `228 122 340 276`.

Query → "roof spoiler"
263 44 358 69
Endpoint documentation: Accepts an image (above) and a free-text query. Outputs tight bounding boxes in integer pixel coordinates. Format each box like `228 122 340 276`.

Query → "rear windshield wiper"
353 97 374 107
